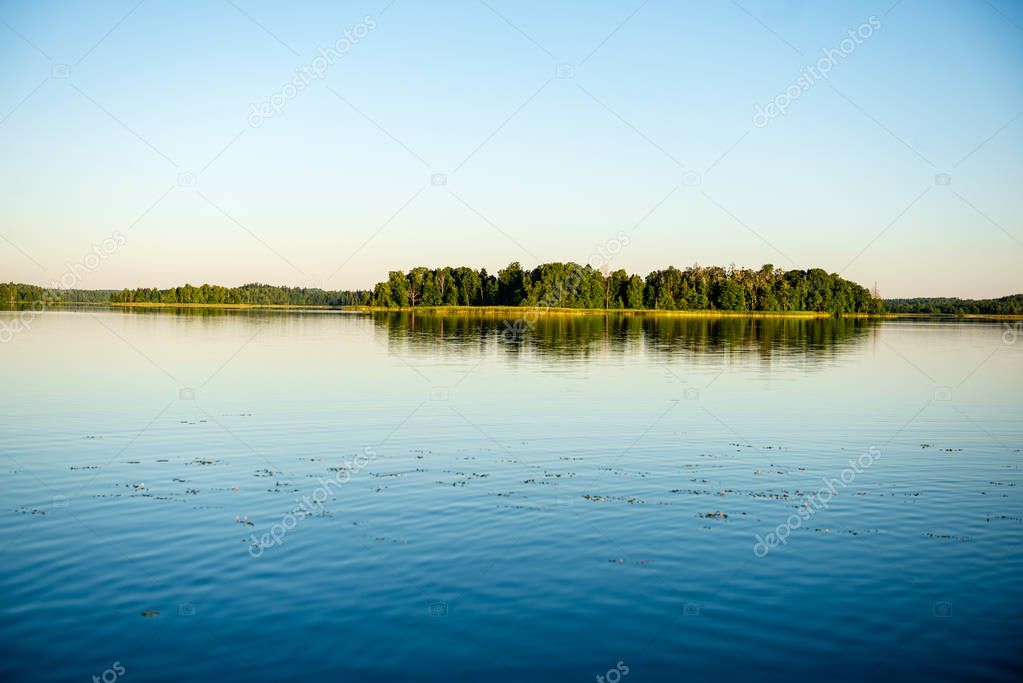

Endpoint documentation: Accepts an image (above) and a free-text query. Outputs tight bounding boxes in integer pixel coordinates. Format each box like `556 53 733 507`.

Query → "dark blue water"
1 310 1020 681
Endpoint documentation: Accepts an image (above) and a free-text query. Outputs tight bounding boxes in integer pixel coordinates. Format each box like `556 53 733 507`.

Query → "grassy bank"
344 305 850 318
25 302 1022 319
105 302 338 310
343 306 1023 320
104 302 851 317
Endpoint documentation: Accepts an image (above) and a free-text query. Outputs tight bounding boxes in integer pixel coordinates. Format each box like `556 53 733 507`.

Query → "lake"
1 308 1020 681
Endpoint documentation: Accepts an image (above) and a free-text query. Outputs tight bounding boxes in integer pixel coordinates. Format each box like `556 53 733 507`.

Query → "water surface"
1 309 1020 681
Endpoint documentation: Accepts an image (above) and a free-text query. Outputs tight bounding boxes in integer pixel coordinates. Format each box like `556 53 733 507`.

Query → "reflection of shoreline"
354 305 843 318
375 311 881 361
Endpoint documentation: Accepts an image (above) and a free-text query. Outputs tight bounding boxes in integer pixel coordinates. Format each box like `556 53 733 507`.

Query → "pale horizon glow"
1 0 1021 298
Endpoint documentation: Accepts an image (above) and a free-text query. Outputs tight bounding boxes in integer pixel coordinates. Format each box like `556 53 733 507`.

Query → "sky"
1 0 1021 298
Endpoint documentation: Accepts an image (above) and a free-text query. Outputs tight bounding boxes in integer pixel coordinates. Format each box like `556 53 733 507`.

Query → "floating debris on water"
924 532 970 541
375 536 408 545
608 558 653 566
582 494 645 504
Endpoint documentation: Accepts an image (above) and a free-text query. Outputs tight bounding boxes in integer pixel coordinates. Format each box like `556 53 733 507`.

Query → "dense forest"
369 263 883 314
0 283 112 303
883 295 1023 315
108 283 371 306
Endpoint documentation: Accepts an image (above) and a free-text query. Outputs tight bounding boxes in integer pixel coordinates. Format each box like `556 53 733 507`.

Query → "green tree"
387 271 409 307
716 280 746 310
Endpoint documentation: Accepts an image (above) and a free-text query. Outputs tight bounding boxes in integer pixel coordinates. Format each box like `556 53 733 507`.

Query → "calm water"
1 309 1020 682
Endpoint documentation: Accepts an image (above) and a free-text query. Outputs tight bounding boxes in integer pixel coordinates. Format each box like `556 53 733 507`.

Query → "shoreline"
346 305 840 318
9 302 1021 320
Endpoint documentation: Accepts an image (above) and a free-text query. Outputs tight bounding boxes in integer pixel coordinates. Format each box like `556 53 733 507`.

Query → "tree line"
6 273 1018 315
108 283 371 306
883 295 1023 315
369 262 883 314
0 282 369 306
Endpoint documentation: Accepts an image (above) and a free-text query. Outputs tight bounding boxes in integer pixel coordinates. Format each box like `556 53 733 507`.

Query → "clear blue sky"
1 0 1021 297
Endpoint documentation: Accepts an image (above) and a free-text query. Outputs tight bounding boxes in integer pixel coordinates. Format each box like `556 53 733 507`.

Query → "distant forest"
369 263 883 314
883 295 1023 315
1 282 369 306
108 283 371 306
